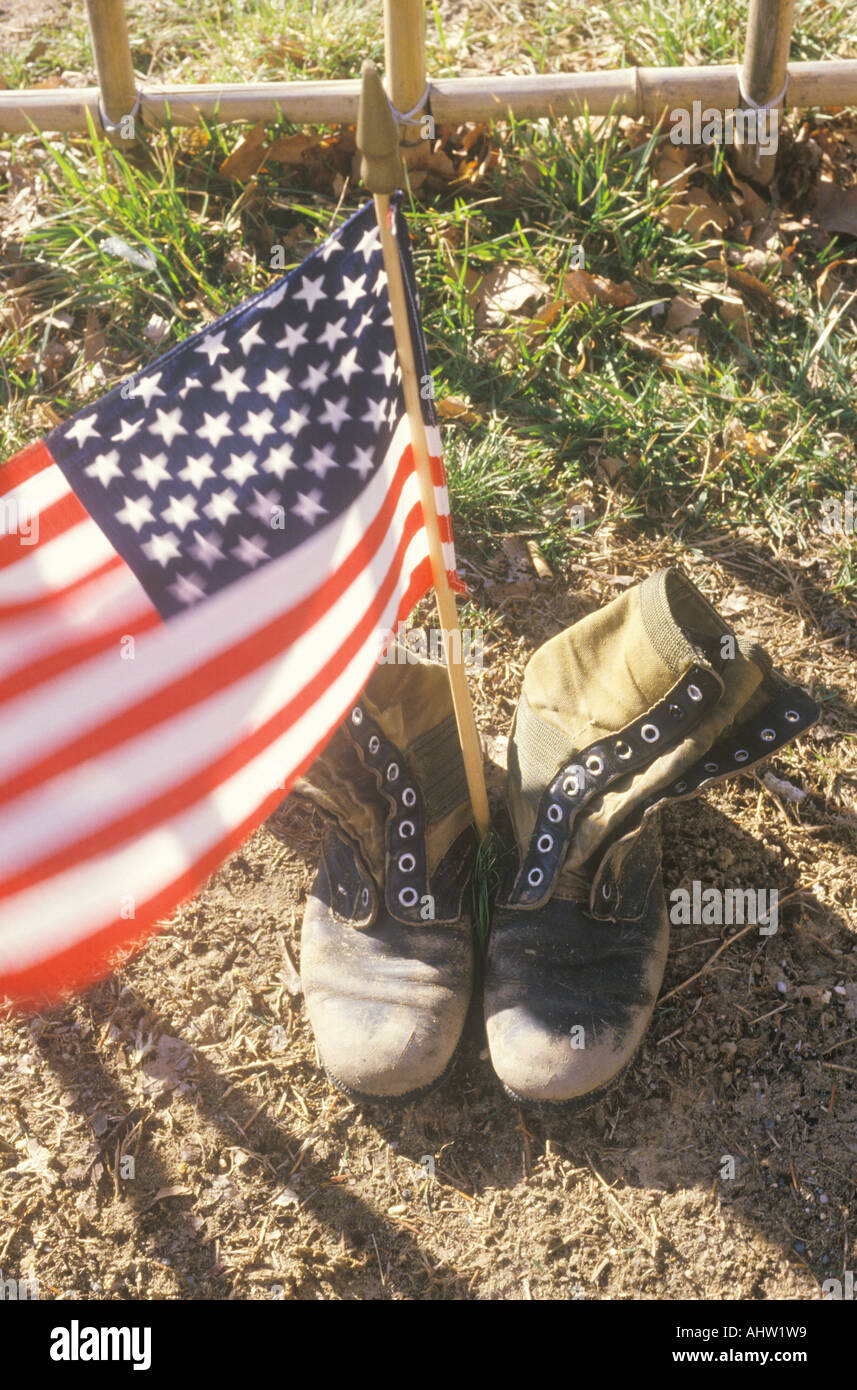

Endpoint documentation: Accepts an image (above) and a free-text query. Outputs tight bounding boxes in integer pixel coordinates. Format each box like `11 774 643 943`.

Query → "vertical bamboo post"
383 0 430 167
734 0 796 184
357 60 490 839
85 0 138 143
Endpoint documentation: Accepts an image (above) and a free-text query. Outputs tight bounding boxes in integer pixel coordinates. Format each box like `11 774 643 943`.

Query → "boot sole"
321 1035 463 1107
498 1054 635 1115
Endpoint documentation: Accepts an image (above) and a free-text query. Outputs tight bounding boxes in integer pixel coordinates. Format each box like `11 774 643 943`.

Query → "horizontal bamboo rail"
1 61 857 135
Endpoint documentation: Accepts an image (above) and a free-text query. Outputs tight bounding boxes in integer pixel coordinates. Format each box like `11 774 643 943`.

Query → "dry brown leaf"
224 244 252 278
597 454 625 483
666 294 704 333
816 258 857 305
29 401 63 432
704 259 778 305
265 133 321 165
427 147 456 180
432 222 462 252
719 294 752 347
473 264 549 329
815 180 857 237
498 535 532 579
519 158 542 185
436 395 482 425
0 290 35 332
670 343 707 373
483 580 532 603
723 420 775 456
658 203 723 238
219 121 269 180
458 123 488 154
140 1034 197 1097
525 299 565 341
684 187 732 229
563 268 637 309
654 147 690 192
618 116 650 150
816 260 841 305
734 178 770 222
622 328 706 374
82 309 106 364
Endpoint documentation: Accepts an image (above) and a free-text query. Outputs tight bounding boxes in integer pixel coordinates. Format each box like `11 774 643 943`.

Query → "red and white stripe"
0 416 456 1004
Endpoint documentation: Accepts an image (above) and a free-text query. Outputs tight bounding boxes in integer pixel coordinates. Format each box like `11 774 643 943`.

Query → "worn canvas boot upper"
294 646 476 1100
486 568 818 1106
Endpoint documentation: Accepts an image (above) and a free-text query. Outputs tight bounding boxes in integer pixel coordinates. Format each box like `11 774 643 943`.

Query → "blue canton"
48 201 410 620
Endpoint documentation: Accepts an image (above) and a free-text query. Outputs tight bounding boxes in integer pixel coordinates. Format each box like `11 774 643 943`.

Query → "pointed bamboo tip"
356 59 402 195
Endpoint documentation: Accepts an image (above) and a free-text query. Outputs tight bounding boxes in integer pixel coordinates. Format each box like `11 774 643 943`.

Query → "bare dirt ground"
0 0 63 55
1 536 855 1302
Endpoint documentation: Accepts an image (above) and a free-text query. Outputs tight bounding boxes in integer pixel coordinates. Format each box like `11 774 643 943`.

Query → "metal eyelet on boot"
675 780 687 792
562 773 580 796
668 703 684 720
351 707 363 725
537 833 554 853
704 761 718 772
785 709 800 722
761 728 776 742
734 749 749 762
527 867 544 887
398 887 419 907
399 820 415 838
585 755 604 775
360 887 370 907
547 803 563 822
641 724 659 743
402 787 416 807
387 762 399 783
368 735 380 754
398 853 416 873
688 684 703 701
615 740 632 760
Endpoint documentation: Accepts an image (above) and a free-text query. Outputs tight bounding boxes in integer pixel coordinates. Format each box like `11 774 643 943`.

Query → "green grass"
2 1 857 599
7 1 857 89
471 825 513 956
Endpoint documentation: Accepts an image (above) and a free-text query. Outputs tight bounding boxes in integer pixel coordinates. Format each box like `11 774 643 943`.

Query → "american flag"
0 198 459 1005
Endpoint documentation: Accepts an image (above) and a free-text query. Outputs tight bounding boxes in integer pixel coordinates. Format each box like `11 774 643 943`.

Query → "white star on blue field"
48 202 423 620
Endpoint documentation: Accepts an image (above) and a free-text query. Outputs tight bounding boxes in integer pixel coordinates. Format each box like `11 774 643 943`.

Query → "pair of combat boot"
293 568 817 1106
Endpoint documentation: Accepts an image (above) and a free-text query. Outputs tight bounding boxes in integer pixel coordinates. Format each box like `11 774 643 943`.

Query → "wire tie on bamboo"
387 80 432 148
735 66 789 167
98 88 142 136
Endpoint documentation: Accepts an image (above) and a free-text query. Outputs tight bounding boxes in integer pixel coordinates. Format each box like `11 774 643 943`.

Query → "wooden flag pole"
357 60 491 840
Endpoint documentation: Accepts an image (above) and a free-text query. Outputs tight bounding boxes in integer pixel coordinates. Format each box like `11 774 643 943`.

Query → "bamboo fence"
0 0 854 186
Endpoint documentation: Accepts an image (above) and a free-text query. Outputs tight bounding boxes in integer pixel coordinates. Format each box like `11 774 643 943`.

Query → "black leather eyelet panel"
656 684 818 803
319 827 377 927
506 663 722 909
588 683 820 920
347 703 429 924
